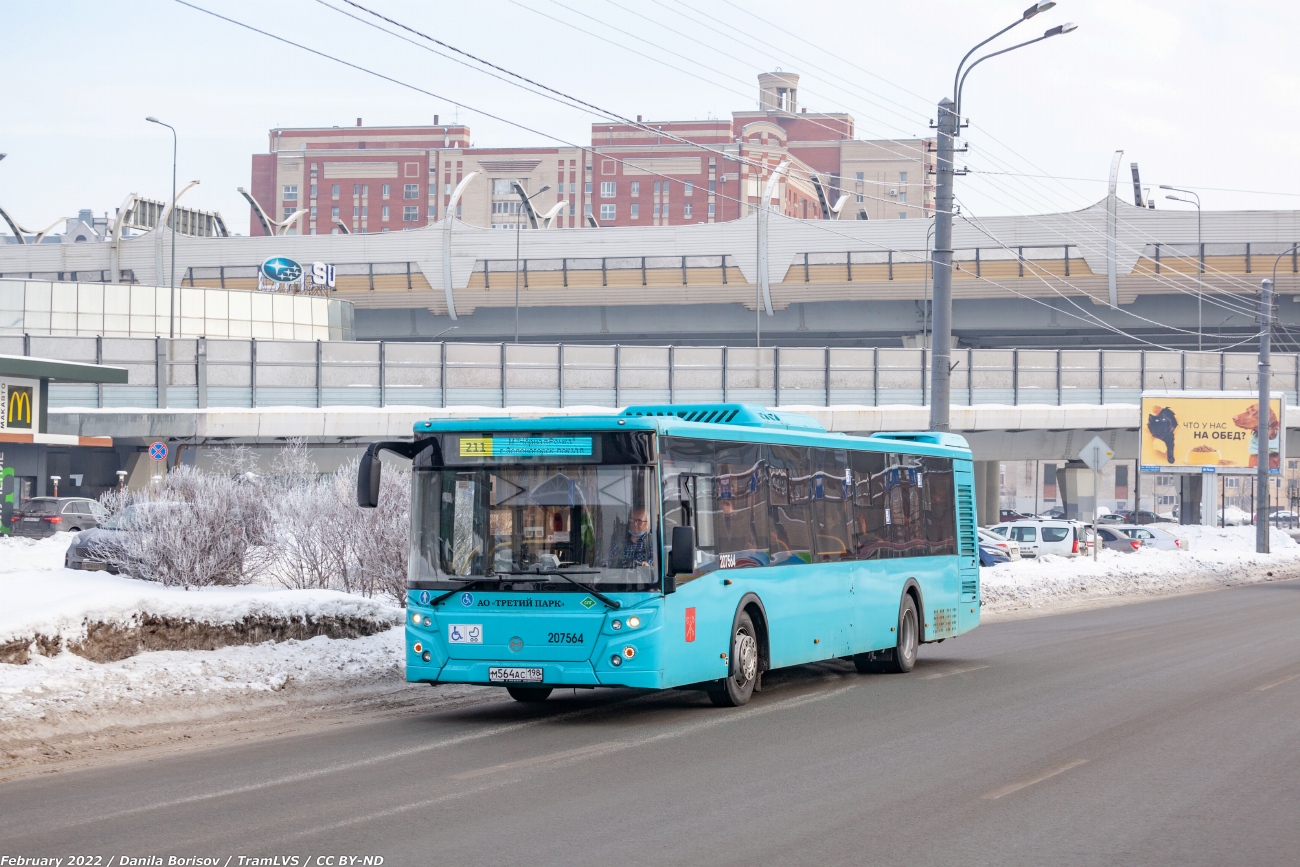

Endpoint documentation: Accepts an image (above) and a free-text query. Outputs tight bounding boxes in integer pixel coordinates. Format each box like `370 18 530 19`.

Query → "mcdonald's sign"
0 379 37 431
6 387 31 429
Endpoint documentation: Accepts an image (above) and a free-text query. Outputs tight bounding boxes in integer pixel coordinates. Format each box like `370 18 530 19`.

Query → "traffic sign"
1078 436 1114 472
148 441 168 462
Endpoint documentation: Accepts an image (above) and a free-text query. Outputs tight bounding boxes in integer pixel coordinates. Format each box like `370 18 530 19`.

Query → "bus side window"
920 456 957 556
849 450 888 560
766 445 812 565
810 447 853 562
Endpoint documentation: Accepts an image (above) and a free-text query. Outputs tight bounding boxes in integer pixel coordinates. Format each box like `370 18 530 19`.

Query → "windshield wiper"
500 569 620 610
430 576 504 607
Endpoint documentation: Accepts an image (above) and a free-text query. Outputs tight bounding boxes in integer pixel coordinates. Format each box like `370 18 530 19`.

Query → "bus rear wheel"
506 686 553 703
854 594 919 674
708 611 759 707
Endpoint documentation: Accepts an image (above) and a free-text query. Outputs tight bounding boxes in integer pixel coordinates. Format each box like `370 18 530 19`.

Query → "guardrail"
10 334 1294 411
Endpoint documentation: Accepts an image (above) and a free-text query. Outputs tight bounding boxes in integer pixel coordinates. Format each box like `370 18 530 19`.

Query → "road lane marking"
1256 672 1300 691
9 697 644 835
452 742 622 780
981 759 1088 800
922 665 989 680
273 683 862 843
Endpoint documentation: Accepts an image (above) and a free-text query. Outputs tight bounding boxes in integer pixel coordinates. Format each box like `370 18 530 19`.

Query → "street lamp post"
511 182 551 343
1256 243 1300 552
1162 186 1203 350
929 3 1076 431
145 117 178 339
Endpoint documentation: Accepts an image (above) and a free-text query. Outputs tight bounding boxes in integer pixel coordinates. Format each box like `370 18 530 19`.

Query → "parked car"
64 503 163 572
979 541 1011 567
1038 506 1066 519
1219 506 1251 526
1124 509 1174 525
999 509 1034 522
988 519 1086 558
1096 525 1150 553
979 527 1022 560
1117 525 1185 551
11 497 108 538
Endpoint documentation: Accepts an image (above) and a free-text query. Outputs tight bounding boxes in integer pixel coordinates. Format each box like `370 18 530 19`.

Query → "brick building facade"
249 73 933 237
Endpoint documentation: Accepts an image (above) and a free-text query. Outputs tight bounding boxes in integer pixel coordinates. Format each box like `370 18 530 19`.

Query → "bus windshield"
410 464 659 592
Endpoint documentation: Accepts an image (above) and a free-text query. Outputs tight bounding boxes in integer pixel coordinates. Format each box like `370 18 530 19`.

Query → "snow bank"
0 627 405 725
0 535 402 663
982 524 1300 612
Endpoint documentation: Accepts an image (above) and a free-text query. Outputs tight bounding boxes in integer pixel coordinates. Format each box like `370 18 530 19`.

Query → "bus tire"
854 594 919 674
506 686 553 703
708 610 759 707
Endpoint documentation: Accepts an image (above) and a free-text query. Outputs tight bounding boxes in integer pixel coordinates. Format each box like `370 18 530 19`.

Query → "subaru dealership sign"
257 257 335 295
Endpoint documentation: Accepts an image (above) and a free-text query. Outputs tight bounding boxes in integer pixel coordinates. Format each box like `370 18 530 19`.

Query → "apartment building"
248 73 933 236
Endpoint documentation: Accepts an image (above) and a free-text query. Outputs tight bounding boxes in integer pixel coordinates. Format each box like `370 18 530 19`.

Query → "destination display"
1140 393 1284 474
458 436 594 458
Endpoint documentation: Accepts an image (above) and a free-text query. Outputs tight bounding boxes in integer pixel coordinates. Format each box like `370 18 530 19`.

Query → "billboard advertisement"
1140 393 1284 474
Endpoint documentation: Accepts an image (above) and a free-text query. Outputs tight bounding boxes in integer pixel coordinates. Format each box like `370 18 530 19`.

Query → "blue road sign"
149 442 168 461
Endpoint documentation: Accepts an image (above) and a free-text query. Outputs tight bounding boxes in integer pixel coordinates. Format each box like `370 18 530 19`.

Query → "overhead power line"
175 0 1262 351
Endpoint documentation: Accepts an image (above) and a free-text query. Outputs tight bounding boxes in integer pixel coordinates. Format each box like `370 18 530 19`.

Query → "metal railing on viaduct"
12 335 1289 412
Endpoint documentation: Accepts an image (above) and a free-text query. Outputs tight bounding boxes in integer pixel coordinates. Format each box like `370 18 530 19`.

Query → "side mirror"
357 446 381 508
668 525 695 581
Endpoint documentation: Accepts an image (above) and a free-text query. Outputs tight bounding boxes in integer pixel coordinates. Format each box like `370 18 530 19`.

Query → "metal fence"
8 334 1290 411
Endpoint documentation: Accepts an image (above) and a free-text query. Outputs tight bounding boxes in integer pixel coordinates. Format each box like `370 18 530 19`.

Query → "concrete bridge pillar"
974 460 1000 526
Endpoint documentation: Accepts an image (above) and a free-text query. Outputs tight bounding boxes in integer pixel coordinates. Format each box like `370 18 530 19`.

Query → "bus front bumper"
407 659 663 690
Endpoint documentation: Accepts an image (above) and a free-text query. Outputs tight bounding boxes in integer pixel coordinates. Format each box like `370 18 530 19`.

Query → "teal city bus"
358 404 980 707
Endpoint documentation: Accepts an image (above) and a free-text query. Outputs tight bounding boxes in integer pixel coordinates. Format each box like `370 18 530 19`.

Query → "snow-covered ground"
2 525 1299 769
0 535 405 734
982 524 1300 614
0 536 400 653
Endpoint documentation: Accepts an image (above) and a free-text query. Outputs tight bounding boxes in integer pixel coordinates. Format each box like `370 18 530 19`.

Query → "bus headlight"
423 616 432 627
412 612 422 625
610 654 623 667
627 616 641 628
421 650 432 662
611 620 622 630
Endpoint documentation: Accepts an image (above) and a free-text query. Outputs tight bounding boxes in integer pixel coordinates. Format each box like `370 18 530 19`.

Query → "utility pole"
1257 278 1274 553
929 98 957 432
927 4 1076 431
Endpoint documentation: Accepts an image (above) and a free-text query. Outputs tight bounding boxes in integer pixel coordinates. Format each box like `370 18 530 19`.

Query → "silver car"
1095 525 1153 553
1117 525 1185 551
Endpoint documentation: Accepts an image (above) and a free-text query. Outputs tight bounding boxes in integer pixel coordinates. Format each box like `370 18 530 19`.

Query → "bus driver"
610 507 653 568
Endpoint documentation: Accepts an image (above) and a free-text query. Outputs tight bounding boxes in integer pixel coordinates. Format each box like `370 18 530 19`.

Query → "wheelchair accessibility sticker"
448 624 483 644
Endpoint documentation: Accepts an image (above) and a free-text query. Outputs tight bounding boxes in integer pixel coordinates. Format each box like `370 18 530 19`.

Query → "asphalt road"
3 581 1299 867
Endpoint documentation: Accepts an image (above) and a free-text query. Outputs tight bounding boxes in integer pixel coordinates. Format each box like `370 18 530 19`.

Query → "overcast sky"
5 0 1299 236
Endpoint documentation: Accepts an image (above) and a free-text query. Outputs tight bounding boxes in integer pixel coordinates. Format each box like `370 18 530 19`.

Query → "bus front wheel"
708 611 759 707
506 686 553 702
855 594 919 674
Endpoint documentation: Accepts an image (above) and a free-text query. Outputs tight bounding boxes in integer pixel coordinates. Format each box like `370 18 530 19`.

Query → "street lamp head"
1159 184 1173 190
536 184 551 196
0 153 6 162
1023 1 1057 19
1044 22 1078 37
145 116 160 124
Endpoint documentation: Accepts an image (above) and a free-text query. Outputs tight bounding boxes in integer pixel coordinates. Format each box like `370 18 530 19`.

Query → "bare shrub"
348 457 411 603
95 444 413 603
267 469 356 593
91 466 272 588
